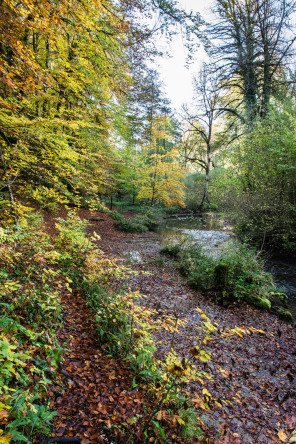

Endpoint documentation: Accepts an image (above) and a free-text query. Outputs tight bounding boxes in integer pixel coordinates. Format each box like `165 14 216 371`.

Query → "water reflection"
158 213 235 257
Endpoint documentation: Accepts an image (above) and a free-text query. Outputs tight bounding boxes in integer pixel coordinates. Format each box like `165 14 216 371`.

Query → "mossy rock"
247 296 271 310
269 291 288 307
277 309 293 322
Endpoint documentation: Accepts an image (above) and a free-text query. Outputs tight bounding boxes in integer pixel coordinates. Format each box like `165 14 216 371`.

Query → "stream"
157 212 296 319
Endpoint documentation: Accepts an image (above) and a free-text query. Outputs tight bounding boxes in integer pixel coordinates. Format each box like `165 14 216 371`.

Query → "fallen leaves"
50 289 162 443
0 411 9 423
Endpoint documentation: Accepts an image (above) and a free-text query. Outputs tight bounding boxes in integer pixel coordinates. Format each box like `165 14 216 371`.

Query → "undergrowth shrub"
0 220 64 443
31 186 64 213
162 242 284 310
111 208 163 233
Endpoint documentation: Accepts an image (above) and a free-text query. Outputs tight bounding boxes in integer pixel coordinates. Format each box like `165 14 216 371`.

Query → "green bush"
162 241 281 310
178 245 216 291
212 246 276 305
160 244 182 257
109 210 124 221
112 208 163 233
114 218 149 233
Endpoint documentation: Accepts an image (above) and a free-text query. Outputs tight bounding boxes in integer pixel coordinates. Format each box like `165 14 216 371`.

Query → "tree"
135 115 186 207
0 0 132 220
226 96 296 252
182 66 221 209
209 0 296 123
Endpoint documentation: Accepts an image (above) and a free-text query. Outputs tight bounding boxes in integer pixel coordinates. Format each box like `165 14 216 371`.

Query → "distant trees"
135 115 186 207
228 98 296 253
179 0 296 216
188 0 296 252
113 66 186 207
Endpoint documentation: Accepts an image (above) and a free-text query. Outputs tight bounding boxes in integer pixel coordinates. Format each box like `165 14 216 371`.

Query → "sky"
155 0 215 114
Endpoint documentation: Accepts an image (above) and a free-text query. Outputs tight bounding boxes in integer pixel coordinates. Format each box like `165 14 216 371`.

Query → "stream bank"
156 213 296 320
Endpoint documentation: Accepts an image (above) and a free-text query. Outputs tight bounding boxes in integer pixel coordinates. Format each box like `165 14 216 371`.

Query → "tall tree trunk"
7 181 18 226
200 143 211 209
42 38 50 116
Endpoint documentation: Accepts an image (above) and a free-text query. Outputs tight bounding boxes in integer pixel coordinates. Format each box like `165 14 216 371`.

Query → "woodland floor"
45 209 296 444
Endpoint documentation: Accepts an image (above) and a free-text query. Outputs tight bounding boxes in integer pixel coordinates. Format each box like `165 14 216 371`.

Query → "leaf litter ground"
47 209 296 444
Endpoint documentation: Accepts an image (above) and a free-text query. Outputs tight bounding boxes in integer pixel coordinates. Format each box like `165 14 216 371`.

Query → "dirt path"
48 210 296 444
50 289 146 443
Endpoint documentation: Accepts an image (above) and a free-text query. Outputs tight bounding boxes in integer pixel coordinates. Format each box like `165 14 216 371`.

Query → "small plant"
148 257 166 266
160 244 181 257
109 210 124 221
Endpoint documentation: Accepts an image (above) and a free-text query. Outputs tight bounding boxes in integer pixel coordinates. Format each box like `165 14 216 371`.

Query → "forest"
1 0 296 443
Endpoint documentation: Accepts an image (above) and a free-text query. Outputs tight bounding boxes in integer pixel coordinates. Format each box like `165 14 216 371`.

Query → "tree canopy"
0 0 201 223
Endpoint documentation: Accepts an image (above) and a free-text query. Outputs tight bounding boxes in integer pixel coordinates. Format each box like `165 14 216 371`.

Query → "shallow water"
158 213 235 257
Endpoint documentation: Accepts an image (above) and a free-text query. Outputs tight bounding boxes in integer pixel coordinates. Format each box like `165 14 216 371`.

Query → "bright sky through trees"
155 0 215 113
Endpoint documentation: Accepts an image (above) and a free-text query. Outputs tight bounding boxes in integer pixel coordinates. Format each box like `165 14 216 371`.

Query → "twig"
256 228 267 258
40 438 82 444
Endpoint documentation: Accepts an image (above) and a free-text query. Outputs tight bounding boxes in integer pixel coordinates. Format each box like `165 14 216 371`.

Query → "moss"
257 297 271 310
277 309 293 322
